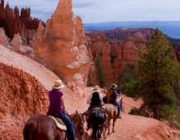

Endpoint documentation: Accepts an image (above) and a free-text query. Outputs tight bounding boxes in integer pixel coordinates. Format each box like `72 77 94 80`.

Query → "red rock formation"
10 33 34 57
0 62 47 140
33 0 91 96
0 28 9 47
0 0 41 43
86 29 149 86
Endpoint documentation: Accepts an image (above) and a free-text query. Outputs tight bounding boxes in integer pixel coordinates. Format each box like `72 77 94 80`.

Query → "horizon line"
84 20 180 24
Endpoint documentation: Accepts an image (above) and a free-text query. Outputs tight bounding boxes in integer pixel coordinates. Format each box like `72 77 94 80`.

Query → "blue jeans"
59 113 76 140
115 101 121 117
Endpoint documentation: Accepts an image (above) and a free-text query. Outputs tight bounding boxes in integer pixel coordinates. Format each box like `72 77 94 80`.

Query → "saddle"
48 116 67 131
87 107 105 114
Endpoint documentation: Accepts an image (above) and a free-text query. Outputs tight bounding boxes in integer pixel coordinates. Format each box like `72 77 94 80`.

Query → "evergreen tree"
119 64 139 98
138 29 180 119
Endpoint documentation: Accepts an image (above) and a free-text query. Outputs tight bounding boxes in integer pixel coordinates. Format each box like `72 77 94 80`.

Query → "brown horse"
102 103 118 135
23 111 85 140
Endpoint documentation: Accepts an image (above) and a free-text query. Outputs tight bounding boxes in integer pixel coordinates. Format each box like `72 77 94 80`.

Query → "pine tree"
138 29 180 119
119 64 139 98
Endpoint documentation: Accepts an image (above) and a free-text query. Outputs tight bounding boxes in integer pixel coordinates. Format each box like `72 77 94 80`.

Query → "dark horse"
23 111 85 140
85 107 108 140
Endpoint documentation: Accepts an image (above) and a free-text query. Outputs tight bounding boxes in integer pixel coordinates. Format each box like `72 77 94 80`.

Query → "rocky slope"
0 62 47 140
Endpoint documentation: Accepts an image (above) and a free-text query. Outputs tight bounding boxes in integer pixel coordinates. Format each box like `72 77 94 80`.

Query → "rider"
109 84 122 118
86 85 105 130
47 79 76 140
86 85 104 108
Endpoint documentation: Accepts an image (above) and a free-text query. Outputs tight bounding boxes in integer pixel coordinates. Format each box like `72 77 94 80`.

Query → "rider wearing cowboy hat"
47 79 76 140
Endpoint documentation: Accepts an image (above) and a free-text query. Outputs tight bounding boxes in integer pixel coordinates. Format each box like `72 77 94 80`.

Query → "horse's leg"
101 127 105 139
112 119 116 133
99 125 107 139
107 120 110 135
102 125 107 139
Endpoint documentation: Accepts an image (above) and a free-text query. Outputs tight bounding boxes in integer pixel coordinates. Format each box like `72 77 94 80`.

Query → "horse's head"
70 111 85 136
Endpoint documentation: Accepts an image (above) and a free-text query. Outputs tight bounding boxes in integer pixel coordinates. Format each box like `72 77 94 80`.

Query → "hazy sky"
4 0 180 23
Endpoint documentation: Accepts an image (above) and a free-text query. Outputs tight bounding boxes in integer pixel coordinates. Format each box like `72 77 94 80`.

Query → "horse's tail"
92 125 100 140
23 120 37 140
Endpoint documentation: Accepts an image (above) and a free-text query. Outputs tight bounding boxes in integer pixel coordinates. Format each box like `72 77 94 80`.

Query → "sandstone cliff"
32 0 91 96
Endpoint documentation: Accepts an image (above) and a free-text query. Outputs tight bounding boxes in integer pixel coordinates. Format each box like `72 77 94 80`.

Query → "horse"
23 111 85 140
102 103 118 135
83 107 108 140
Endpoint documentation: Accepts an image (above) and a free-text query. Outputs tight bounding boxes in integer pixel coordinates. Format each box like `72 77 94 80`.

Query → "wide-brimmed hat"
52 79 65 89
110 84 117 90
92 85 100 92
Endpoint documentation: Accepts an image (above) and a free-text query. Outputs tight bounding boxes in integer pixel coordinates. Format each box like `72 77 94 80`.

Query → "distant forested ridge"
84 21 180 39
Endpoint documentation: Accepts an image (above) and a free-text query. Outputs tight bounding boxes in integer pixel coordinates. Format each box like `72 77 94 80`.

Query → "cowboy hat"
52 79 65 89
92 85 100 92
110 84 117 89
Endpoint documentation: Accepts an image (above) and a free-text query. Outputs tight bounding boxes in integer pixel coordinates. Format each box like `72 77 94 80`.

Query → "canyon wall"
86 29 152 86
